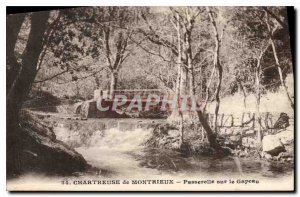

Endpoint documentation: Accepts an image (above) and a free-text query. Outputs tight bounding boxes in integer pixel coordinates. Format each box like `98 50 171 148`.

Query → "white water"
87 127 151 151
75 127 163 178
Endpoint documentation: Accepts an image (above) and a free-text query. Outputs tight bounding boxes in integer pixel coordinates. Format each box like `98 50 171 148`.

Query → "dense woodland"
6 7 294 176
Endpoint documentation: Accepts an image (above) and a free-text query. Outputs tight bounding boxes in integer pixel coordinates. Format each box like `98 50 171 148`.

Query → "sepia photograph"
6 6 295 191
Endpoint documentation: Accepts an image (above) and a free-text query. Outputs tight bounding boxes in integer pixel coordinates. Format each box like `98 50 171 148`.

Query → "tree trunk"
180 66 188 95
197 110 219 149
189 67 195 96
270 38 294 108
206 7 224 133
187 8 219 149
175 62 181 96
172 9 219 149
7 11 49 121
7 11 50 176
175 12 184 146
214 61 222 133
184 11 195 96
109 70 118 98
254 42 271 149
174 12 181 97
203 64 216 112
265 12 294 109
237 79 247 109
255 66 262 147
6 14 26 93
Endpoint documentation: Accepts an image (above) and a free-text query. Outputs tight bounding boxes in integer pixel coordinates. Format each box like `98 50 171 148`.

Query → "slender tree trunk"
175 63 181 96
206 7 224 133
174 14 181 98
270 38 294 108
184 10 195 96
109 70 118 98
255 65 262 147
203 64 216 113
254 42 270 148
179 109 184 146
180 66 188 95
189 65 195 96
212 36 222 133
254 42 270 149
214 61 222 133
198 66 203 99
237 79 247 109
174 12 184 146
265 13 294 109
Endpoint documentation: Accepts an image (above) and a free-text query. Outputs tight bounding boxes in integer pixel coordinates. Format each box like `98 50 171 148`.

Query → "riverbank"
7 111 90 178
144 121 294 165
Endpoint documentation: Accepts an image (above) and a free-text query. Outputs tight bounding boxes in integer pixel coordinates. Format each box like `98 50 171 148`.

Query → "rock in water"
262 135 285 156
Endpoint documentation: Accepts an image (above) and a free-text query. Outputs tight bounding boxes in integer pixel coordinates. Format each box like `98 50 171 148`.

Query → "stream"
71 124 293 180
7 119 294 191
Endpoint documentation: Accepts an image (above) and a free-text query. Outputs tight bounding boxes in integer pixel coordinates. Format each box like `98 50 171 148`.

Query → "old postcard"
6 6 294 191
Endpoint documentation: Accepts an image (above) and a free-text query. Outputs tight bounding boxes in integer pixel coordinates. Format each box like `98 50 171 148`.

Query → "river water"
74 126 293 181
7 121 294 191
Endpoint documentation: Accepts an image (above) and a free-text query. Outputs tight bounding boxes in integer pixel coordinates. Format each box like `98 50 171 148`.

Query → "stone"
262 135 285 156
275 125 294 145
9 113 89 176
